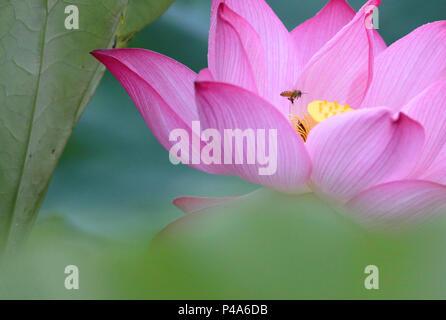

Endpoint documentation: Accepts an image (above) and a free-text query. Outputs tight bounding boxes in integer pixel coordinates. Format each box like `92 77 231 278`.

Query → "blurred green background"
1 0 446 299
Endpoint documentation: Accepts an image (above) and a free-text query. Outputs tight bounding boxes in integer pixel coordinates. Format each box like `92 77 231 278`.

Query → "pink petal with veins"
209 0 300 114
91 49 223 174
291 0 382 115
402 78 446 177
347 180 446 228
362 21 446 112
195 80 311 193
306 107 424 203
213 3 265 95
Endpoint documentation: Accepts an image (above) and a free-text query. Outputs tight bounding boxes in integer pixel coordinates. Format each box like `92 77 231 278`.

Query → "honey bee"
280 90 306 104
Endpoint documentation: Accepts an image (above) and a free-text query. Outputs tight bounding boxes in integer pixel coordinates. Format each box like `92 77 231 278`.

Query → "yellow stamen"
289 113 314 142
290 100 354 142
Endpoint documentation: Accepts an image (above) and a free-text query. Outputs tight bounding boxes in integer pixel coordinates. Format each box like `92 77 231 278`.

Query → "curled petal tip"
90 49 113 60
217 1 227 13
90 49 105 55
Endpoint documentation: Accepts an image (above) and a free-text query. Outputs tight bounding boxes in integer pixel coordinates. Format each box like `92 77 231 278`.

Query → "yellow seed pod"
307 100 354 123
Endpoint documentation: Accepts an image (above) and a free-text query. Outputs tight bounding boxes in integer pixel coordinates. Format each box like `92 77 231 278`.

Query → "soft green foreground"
2 191 446 299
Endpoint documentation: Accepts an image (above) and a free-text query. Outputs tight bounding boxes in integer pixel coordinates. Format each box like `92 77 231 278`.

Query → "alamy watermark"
365 5 379 30
169 121 278 176
64 265 79 290
364 265 379 290
64 5 79 30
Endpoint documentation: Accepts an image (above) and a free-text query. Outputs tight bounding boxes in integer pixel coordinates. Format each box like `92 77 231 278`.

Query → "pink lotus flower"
92 0 446 227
